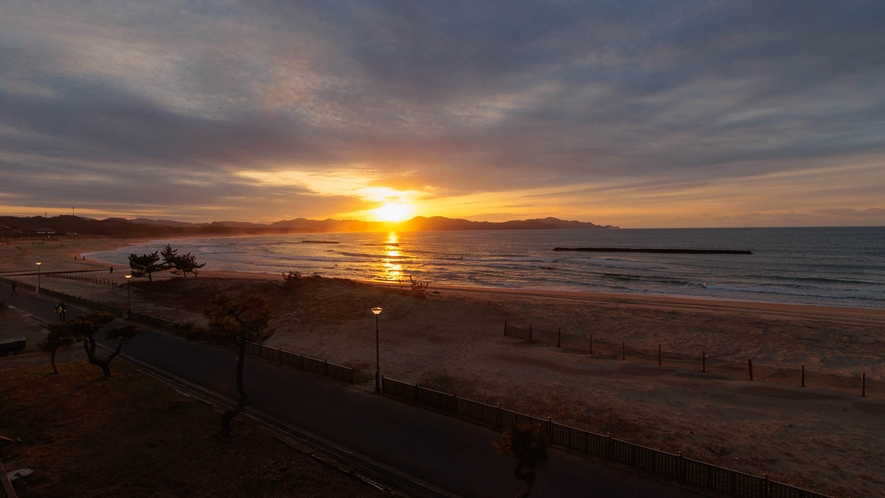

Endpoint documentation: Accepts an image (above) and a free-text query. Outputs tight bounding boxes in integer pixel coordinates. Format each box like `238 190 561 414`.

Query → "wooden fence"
504 322 875 397
382 376 830 498
49 273 118 288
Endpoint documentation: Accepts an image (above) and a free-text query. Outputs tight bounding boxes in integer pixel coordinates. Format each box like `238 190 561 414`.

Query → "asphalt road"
1 283 710 498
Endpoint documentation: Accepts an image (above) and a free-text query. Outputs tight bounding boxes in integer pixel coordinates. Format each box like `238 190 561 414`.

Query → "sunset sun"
373 202 414 222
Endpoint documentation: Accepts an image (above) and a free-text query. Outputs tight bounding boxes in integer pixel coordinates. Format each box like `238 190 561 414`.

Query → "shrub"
408 275 429 298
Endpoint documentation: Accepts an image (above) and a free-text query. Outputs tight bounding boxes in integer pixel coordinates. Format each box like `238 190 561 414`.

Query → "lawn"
0 359 385 497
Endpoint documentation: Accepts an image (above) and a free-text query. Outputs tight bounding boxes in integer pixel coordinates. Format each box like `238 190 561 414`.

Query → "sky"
1 1 884 228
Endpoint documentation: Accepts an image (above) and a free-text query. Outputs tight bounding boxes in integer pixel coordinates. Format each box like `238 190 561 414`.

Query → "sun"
373 202 414 222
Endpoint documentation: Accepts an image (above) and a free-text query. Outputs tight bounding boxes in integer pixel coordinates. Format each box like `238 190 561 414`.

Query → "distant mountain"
400 216 617 231
131 218 208 228
0 215 617 238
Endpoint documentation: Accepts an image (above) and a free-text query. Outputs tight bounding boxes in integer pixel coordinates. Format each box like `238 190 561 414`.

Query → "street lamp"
372 307 383 394
125 274 132 320
36 262 41 293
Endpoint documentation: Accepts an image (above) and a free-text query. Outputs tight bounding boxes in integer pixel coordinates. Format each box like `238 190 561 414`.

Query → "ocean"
86 226 885 309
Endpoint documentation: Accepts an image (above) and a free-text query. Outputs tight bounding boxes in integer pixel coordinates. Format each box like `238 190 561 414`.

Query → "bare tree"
47 311 142 377
201 292 275 436
41 323 76 374
494 423 549 498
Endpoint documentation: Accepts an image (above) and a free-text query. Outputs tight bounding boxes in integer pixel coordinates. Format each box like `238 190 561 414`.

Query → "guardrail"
382 376 830 498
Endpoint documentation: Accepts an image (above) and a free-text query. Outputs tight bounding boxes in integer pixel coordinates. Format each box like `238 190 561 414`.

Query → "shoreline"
0 234 872 318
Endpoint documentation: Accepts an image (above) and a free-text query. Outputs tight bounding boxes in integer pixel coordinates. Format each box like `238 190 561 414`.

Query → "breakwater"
553 247 753 254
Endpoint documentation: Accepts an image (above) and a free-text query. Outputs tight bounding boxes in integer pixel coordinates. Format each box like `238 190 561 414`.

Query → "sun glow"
373 202 414 222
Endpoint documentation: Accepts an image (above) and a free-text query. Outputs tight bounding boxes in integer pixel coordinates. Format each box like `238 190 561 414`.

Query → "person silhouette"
10 281 17 296
56 301 67 320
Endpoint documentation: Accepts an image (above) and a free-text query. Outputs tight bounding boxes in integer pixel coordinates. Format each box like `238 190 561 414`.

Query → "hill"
0 215 617 238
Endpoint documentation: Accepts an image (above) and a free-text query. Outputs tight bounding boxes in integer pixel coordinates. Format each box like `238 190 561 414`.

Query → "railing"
49 273 118 288
0 277 353 384
245 342 354 384
38 287 125 317
382 376 831 498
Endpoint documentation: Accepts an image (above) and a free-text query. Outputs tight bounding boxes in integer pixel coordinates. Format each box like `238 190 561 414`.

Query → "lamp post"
125 274 132 320
372 307 383 394
36 262 41 293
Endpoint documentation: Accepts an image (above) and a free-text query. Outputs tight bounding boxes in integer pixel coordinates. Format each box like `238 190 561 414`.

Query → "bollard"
748 359 754 381
862 372 866 397
801 365 805 387
702 351 706 372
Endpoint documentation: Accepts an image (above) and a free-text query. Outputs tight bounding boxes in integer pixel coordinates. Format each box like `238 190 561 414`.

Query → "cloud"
0 0 883 225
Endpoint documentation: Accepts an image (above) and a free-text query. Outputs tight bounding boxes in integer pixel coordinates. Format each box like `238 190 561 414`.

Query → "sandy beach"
3 237 884 497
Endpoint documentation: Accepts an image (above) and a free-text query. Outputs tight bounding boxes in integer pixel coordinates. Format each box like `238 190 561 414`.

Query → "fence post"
801 365 805 387
324 360 329 376
529 325 532 343
557 328 561 348
300 354 304 370
762 473 771 498
546 416 552 441
658 344 662 366
452 393 458 415
702 351 706 372
678 451 685 482
748 359 754 381
862 372 866 397
606 433 613 460
279 347 283 364
496 404 503 428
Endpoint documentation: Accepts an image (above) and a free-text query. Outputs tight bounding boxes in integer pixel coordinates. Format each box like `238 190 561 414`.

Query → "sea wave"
84 227 885 308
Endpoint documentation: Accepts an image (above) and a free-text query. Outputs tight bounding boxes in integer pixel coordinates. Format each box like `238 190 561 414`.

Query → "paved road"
1 283 710 498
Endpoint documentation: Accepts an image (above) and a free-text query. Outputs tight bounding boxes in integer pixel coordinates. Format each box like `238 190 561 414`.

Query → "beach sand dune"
3 238 884 497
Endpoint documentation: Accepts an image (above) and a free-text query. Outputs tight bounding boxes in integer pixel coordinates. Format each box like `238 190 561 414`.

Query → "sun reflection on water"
381 232 402 281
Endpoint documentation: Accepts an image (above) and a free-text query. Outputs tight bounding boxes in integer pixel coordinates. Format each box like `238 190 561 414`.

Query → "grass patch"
0 360 384 497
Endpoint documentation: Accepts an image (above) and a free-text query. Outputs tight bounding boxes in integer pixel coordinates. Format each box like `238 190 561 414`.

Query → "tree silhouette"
128 251 163 281
160 244 178 271
171 252 206 279
201 292 275 436
41 323 76 374
46 311 142 377
494 423 549 498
